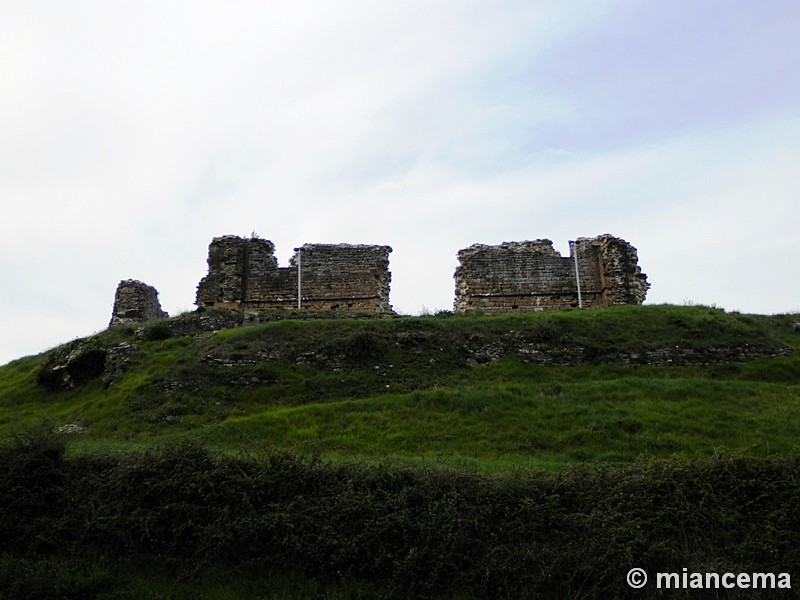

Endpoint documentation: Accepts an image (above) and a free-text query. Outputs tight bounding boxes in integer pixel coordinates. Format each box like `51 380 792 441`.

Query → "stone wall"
195 235 393 313
454 235 648 314
109 279 168 326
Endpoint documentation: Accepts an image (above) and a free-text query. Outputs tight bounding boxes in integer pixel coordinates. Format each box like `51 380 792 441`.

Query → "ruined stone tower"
109 279 168 326
454 234 648 314
195 235 393 312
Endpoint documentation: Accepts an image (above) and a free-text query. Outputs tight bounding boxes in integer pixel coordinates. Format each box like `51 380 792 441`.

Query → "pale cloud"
1 1 798 365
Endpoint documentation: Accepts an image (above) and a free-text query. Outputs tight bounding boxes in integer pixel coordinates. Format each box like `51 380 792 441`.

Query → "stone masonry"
109 279 168 326
454 235 648 314
195 235 393 312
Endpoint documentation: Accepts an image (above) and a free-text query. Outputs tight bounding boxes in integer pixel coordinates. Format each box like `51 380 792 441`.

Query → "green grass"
170 375 799 471
1 304 798 470
1 304 798 598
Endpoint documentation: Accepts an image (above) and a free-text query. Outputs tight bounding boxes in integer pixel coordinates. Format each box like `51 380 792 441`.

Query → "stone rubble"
102 342 139 388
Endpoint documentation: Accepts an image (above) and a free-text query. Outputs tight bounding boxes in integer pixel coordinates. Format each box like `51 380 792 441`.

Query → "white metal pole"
571 240 583 309
297 248 302 309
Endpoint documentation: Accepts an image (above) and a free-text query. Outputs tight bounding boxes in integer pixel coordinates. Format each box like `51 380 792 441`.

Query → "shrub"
4 433 800 599
341 331 385 362
141 322 172 342
0 555 114 600
0 428 68 554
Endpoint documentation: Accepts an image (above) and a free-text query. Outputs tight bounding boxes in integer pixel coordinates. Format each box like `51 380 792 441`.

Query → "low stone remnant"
38 338 141 391
102 342 139 388
195 235 393 313
56 422 88 435
37 339 108 391
109 279 168 326
454 234 649 314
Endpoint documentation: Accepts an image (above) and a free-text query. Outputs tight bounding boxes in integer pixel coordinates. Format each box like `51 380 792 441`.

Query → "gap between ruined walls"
108 234 649 326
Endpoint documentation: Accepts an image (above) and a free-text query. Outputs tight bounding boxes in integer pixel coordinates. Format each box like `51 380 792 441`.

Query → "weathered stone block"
109 280 168 326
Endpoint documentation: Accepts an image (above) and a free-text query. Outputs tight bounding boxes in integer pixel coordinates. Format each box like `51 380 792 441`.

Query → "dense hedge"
2 434 799 599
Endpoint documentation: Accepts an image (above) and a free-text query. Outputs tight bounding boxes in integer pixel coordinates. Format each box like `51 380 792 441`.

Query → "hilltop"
2 304 797 469
2 304 800 599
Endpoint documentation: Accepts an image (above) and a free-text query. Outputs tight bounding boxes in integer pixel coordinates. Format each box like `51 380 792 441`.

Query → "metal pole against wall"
570 240 583 309
297 247 302 309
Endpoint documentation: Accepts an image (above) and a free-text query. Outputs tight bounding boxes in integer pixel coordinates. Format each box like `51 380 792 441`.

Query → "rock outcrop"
37 339 108 391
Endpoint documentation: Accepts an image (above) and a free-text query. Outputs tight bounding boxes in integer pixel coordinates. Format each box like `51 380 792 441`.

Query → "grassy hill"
2 304 798 470
2 304 800 599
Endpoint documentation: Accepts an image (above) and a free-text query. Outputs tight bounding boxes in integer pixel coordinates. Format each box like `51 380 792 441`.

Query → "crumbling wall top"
457 239 561 259
454 234 648 313
196 235 393 313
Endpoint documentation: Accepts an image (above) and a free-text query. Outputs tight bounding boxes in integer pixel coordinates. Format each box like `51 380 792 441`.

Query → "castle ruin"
454 235 648 314
195 235 393 313
109 279 168 326
108 234 648 324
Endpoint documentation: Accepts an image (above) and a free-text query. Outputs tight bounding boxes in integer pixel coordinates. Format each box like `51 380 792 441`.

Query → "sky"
2 0 799 365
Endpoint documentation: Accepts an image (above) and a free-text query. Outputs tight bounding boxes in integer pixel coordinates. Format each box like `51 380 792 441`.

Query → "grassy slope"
1 305 798 470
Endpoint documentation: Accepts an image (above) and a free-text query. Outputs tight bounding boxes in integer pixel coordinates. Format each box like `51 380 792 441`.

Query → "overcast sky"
2 1 798 365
